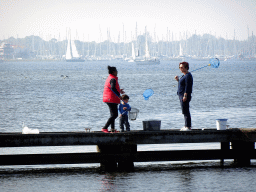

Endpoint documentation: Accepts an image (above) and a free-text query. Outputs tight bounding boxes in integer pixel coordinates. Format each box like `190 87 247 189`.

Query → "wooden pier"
0 128 256 171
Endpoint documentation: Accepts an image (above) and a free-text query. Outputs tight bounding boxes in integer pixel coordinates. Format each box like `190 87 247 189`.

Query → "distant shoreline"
1 59 65 62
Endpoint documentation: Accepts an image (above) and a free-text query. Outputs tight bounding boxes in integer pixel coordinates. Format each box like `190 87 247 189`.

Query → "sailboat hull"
66 58 85 62
135 59 160 65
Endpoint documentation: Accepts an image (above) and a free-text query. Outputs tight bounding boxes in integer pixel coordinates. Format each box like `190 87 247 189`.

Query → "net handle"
107 86 127 104
179 58 220 76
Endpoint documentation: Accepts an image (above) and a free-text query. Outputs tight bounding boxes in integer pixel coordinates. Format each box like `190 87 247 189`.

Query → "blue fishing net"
209 58 220 68
143 89 154 100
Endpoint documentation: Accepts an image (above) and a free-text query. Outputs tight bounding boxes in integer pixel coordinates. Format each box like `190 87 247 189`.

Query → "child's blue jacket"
119 103 131 116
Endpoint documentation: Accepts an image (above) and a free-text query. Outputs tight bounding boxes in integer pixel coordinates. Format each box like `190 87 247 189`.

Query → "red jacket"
103 74 120 103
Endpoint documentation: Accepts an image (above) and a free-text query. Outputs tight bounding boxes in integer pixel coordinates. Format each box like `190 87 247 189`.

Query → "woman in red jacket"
102 66 124 133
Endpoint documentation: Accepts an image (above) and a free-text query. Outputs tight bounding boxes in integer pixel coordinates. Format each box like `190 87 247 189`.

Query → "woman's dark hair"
108 66 117 74
179 62 189 70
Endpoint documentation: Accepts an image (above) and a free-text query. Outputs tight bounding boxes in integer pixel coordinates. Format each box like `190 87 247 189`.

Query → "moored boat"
66 30 85 62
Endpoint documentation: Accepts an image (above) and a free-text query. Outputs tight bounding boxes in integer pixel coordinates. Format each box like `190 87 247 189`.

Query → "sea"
0 59 256 192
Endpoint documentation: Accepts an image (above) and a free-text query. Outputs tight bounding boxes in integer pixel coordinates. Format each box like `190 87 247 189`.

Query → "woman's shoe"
180 127 191 131
101 128 110 133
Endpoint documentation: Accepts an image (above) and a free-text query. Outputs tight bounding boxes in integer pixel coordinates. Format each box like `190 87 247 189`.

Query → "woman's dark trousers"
103 103 118 130
179 95 192 128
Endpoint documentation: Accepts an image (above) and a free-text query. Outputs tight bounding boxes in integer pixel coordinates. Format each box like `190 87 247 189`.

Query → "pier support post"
220 142 230 166
118 144 137 171
231 141 255 166
96 144 137 171
96 145 118 171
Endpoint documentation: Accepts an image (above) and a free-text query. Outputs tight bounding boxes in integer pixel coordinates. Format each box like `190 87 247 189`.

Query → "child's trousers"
119 115 130 131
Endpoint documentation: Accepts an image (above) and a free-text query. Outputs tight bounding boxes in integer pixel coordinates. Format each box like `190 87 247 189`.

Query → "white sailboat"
127 43 136 62
66 31 85 62
173 42 190 62
135 33 160 65
178 43 186 61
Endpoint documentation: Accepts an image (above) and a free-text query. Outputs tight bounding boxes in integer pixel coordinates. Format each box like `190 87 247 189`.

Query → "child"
119 94 131 132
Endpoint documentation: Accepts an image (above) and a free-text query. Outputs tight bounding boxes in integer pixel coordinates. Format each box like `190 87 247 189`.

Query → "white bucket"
216 119 228 130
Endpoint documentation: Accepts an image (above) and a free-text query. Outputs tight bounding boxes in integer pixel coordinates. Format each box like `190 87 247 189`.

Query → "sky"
0 0 256 42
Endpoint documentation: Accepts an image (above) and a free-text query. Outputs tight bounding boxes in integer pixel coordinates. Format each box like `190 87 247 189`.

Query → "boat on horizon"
127 42 136 62
66 31 85 62
135 35 160 65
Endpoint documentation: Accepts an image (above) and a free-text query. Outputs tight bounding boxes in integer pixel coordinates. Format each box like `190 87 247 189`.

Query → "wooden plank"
1 149 256 165
0 129 254 147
